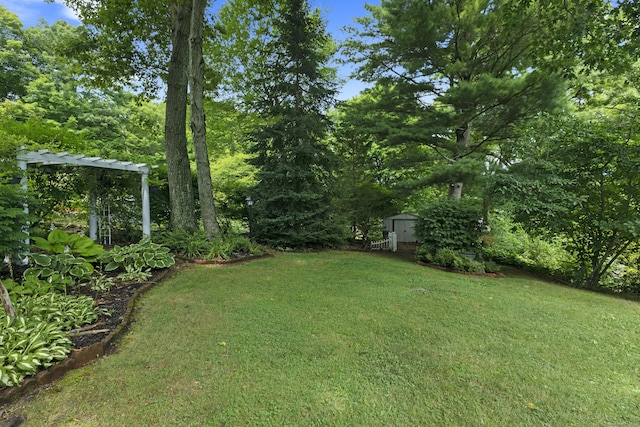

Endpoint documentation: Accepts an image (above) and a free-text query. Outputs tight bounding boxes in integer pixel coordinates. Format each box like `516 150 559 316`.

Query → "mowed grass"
7 251 640 426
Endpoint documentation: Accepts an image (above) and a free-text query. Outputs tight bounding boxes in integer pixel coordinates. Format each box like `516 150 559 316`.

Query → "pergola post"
89 192 98 241
141 172 150 237
17 159 29 246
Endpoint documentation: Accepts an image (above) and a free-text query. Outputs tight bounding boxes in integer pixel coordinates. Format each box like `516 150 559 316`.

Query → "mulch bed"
69 279 151 348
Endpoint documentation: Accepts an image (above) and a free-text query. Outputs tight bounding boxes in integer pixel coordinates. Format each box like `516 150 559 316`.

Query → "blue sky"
0 0 379 100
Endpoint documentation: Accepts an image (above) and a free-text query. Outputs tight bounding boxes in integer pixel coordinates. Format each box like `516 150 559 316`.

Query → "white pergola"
17 150 151 241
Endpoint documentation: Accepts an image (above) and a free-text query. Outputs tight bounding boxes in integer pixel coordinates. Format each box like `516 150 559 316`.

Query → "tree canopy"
342 0 570 198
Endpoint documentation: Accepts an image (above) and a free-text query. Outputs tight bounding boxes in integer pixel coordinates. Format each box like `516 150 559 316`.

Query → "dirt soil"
69 279 152 349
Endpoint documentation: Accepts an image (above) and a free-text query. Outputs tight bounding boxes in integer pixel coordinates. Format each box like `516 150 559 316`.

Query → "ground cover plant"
0 293 107 387
5 251 640 426
153 230 264 260
0 230 177 388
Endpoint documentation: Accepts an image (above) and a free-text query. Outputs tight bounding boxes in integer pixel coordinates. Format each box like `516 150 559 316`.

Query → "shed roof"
385 213 419 220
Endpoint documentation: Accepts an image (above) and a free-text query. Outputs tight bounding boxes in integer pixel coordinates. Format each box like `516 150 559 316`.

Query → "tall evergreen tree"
249 0 345 248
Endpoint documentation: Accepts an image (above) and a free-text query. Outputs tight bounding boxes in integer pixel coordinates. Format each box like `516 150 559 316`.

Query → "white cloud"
0 0 80 27
60 1 81 23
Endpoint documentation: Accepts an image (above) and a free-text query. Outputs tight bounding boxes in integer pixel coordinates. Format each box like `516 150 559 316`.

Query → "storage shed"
383 213 419 243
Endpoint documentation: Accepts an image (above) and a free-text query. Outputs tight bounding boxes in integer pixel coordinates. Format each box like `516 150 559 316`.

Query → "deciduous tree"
491 113 640 287
62 0 221 233
190 0 220 238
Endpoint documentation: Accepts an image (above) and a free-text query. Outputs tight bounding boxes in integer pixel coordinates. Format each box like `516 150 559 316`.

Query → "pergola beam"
18 150 149 173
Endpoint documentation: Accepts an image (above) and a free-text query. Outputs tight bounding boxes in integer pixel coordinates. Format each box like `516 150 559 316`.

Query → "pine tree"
343 0 569 199
249 0 345 248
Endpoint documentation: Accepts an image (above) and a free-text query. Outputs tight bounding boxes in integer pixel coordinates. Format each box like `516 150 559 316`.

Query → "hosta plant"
0 316 71 388
98 238 175 274
0 293 108 387
115 265 152 283
22 253 94 293
31 229 104 261
14 293 110 330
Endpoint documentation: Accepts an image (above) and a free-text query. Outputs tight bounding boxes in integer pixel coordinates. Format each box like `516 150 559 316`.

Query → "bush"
418 247 485 273
0 137 31 258
600 251 640 295
154 231 264 260
431 248 461 269
484 260 501 274
153 230 211 258
0 178 30 259
481 212 575 280
415 198 483 254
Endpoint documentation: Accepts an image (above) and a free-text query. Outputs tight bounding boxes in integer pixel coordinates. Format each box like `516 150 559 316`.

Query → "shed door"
394 219 416 242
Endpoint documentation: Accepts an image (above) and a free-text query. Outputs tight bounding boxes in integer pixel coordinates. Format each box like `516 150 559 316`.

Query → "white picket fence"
370 231 398 252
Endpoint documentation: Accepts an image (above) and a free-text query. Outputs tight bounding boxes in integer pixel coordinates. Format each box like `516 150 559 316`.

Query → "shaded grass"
7 251 640 426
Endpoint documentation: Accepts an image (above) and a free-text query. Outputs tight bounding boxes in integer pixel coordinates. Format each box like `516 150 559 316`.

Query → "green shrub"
484 260 501 274
154 231 264 260
432 248 461 269
415 198 483 254
600 253 640 295
0 138 30 258
153 230 211 258
0 183 29 258
419 247 485 273
204 235 263 260
482 211 575 279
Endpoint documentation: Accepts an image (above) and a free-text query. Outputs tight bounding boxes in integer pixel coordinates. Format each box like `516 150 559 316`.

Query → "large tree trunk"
448 122 471 199
189 0 220 240
165 0 197 232
0 278 16 319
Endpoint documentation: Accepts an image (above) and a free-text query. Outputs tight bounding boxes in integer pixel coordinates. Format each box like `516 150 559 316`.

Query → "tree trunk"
165 0 197 232
189 0 220 240
449 122 472 199
448 182 463 199
0 278 16 319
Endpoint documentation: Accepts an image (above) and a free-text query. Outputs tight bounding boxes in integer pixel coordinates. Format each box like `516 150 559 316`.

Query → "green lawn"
7 251 640 426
